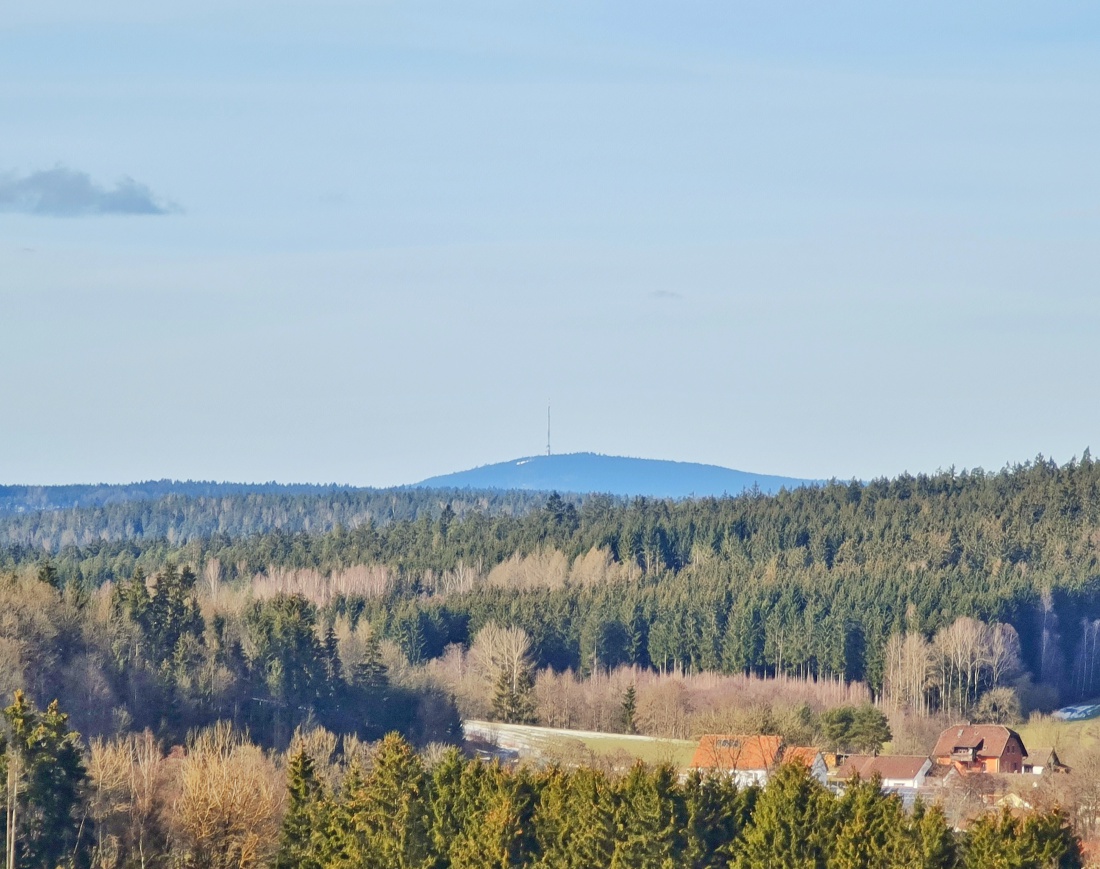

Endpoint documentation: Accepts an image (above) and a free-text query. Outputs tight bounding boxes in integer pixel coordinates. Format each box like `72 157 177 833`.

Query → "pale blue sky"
2 2 1099 486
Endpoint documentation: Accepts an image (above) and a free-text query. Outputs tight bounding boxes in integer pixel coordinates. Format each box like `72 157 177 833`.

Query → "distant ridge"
414 453 817 498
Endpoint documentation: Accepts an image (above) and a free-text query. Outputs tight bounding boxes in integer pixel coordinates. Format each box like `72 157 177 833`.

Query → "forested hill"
0 480 350 513
415 452 816 497
6 454 1100 706
0 486 560 549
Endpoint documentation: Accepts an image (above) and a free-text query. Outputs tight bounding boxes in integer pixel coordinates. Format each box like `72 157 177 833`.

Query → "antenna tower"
547 402 551 456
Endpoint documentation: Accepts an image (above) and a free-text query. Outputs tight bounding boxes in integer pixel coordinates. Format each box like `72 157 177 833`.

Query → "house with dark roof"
833 754 933 790
932 725 1027 774
1022 746 1068 775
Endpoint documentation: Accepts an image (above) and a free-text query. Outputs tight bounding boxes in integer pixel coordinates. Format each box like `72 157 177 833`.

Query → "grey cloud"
649 289 683 301
0 166 178 217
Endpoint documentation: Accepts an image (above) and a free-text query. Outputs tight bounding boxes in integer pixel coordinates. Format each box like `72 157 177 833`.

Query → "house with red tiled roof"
932 725 1027 774
691 735 784 786
833 755 933 790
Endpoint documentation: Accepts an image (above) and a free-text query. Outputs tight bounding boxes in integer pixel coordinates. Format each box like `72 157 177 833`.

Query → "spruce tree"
610 764 685 869
491 666 536 725
448 765 532 869
1 692 89 869
902 801 958 869
275 745 324 869
426 748 470 868
564 768 617 869
830 776 905 869
449 788 523 869
682 770 743 869
962 809 1021 868
1017 809 1082 869
964 808 1082 869
341 733 430 869
352 630 388 691
734 763 834 869
533 767 615 869
620 685 638 734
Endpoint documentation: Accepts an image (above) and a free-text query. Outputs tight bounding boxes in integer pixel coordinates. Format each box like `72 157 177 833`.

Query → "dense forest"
0 481 356 513
5 456 1100 711
0 485 556 544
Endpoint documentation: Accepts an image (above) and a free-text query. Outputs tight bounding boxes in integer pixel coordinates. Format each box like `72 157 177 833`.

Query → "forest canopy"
4 454 1100 723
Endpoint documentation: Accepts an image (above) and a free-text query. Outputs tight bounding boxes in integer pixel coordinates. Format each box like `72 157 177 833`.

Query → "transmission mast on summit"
547 402 551 456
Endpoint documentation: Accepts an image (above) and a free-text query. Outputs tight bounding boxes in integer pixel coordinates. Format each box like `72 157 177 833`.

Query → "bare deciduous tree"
470 622 533 697
171 722 284 869
87 730 172 869
883 632 935 716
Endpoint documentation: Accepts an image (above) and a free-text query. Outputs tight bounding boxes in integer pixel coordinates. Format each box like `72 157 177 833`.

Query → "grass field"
1017 711 1100 767
463 720 698 769
545 732 698 768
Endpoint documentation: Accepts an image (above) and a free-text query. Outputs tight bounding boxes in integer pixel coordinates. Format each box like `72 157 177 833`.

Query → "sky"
2 1 1100 486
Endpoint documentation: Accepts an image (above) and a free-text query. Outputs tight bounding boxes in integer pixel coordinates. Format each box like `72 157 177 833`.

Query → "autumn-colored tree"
87 730 172 869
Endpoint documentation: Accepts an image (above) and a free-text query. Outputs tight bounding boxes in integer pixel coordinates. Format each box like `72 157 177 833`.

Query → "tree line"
0 486 553 549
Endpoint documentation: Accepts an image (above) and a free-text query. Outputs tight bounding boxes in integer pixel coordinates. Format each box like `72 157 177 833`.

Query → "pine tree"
830 776 906 869
340 733 430 869
275 745 324 869
1 692 89 869
610 764 685 869
620 685 638 734
491 666 536 725
734 763 835 869
848 705 891 754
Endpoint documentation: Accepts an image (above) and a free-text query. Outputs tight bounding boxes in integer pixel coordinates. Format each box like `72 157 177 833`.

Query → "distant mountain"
414 453 817 498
